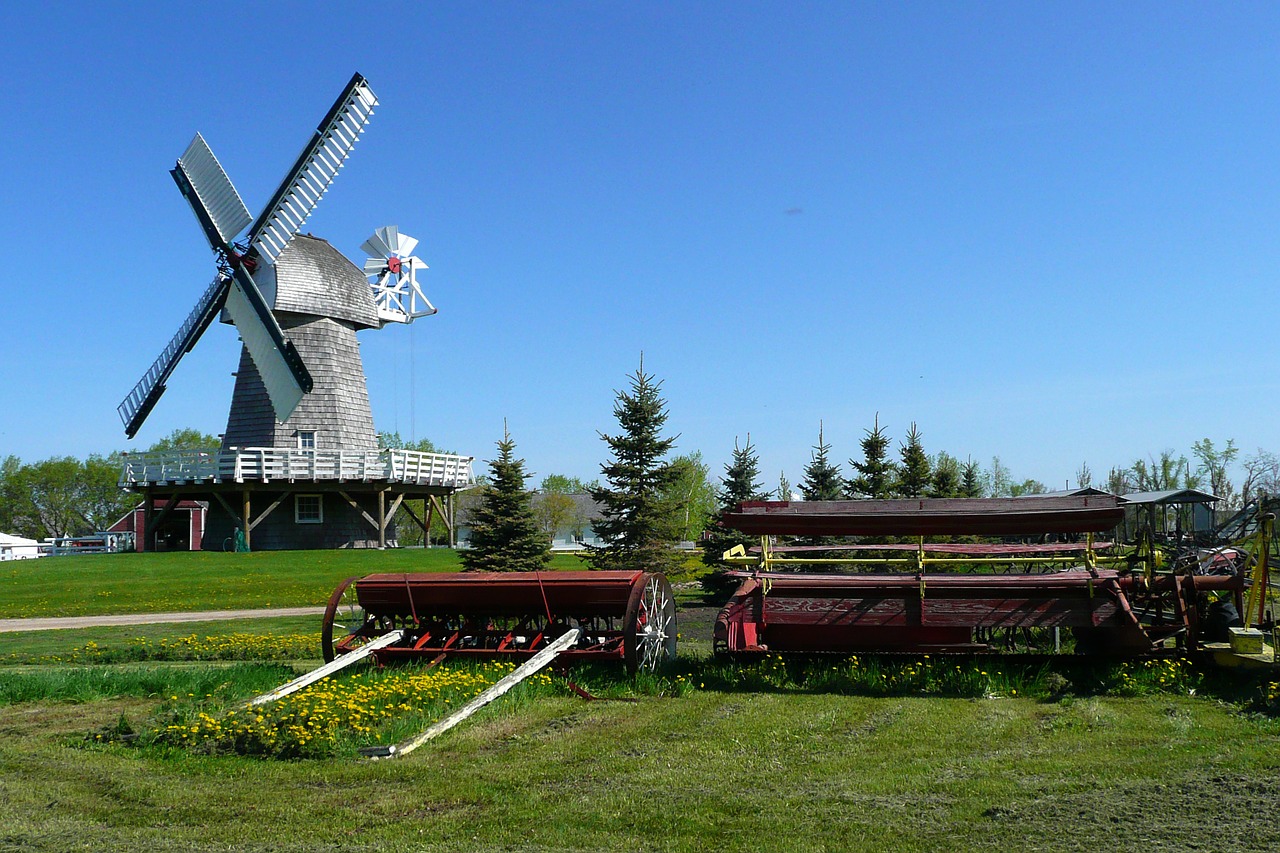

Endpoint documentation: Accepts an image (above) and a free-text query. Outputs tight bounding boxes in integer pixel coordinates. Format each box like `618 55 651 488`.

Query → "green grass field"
0 549 590 618
2 550 1279 851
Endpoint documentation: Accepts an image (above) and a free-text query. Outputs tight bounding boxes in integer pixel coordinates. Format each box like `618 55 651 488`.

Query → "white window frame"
298 430 317 450
294 494 323 524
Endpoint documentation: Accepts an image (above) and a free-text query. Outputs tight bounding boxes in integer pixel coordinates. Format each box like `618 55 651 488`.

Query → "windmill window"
295 494 323 524
298 431 316 450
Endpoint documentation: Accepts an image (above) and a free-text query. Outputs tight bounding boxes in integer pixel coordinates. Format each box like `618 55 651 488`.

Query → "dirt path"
0 607 326 633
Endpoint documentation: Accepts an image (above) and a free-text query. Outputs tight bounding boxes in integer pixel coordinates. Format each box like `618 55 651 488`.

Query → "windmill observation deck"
120 447 475 552
120 447 473 488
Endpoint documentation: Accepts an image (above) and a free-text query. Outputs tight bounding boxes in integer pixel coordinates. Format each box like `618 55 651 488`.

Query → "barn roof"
271 234 379 328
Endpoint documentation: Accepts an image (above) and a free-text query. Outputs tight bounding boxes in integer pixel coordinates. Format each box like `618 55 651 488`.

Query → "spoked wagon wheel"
623 572 677 675
321 577 393 663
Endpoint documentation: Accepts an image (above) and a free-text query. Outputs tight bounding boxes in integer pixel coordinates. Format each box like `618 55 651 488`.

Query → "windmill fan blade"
360 225 398 259
363 257 388 274
225 266 312 422
118 276 230 438
249 73 378 265
394 232 419 257
174 134 253 248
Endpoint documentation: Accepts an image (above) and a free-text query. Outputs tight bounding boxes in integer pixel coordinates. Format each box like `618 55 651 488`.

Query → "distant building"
107 500 208 552
0 533 46 560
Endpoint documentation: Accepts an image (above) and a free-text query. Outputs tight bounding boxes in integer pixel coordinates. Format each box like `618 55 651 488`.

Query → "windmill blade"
224 266 313 422
172 134 253 250
248 73 378 265
118 276 231 438
360 225 400 259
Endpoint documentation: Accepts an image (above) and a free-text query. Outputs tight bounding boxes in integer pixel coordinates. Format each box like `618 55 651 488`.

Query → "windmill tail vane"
363 225 438 325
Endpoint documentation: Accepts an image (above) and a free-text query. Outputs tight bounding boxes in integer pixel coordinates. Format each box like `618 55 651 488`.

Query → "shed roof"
1013 487 1117 499
1120 488 1219 505
0 532 39 546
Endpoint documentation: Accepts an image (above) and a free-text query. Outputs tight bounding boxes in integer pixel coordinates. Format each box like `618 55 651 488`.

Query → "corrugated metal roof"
1120 488 1219 505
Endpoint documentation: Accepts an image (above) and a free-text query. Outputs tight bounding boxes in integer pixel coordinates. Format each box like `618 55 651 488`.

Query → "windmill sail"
225 266 312 421
249 74 378 264
174 134 253 247
117 276 230 438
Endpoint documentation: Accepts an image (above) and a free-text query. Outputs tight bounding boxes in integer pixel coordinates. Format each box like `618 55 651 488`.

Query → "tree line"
0 428 218 541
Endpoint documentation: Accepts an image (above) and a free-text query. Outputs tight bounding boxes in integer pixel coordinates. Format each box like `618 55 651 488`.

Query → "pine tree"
460 425 550 572
847 413 893 498
929 451 961 498
960 457 983 497
895 422 931 497
777 471 791 501
800 422 844 502
701 436 767 571
586 360 679 573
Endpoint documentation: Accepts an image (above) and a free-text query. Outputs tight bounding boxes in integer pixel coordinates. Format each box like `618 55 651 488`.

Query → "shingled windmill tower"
117 75 470 551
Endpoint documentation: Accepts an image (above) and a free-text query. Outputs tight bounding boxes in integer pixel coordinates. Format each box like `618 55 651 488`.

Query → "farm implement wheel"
623 572 676 674
322 577 394 663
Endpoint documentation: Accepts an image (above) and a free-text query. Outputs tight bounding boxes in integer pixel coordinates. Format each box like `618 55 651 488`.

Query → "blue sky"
1 2 1276 490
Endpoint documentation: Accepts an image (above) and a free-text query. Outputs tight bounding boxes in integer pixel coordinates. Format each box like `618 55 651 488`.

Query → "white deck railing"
120 447 474 488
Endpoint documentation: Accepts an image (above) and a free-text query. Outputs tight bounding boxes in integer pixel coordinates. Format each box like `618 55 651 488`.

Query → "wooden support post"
378 489 387 549
210 491 239 524
145 494 183 551
249 492 290 532
447 493 456 548
401 500 430 538
142 488 154 553
428 495 449 547
242 491 252 551
423 498 437 547
361 629 580 760
338 491 380 533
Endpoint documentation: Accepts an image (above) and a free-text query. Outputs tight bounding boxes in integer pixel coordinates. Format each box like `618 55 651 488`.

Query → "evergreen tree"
460 425 550 572
777 471 792 501
701 436 768 571
847 413 893 498
929 451 961 498
586 360 679 573
800 422 844 502
960 457 983 498
895 422 931 497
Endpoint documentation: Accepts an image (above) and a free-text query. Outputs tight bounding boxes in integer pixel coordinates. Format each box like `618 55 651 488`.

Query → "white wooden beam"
246 629 404 707
360 628 580 760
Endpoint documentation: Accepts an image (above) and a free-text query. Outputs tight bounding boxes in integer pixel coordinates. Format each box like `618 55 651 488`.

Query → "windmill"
117 73 379 439
116 74 469 552
363 225 437 325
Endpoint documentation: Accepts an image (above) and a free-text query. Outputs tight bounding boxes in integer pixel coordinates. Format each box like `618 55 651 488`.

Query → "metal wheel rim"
634 573 676 672
321 577 381 663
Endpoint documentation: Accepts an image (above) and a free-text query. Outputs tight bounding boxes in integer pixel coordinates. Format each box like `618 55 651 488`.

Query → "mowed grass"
3 553 1280 850
0 549 591 618
3 685 1280 851
0 616 321 663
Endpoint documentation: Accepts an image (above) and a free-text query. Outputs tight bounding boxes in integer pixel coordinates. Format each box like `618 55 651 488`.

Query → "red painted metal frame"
328 570 666 672
715 496 1244 656
723 496 1125 537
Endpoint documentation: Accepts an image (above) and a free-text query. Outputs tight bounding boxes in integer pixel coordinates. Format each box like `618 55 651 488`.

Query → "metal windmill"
117 73 379 440
362 225 436 325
